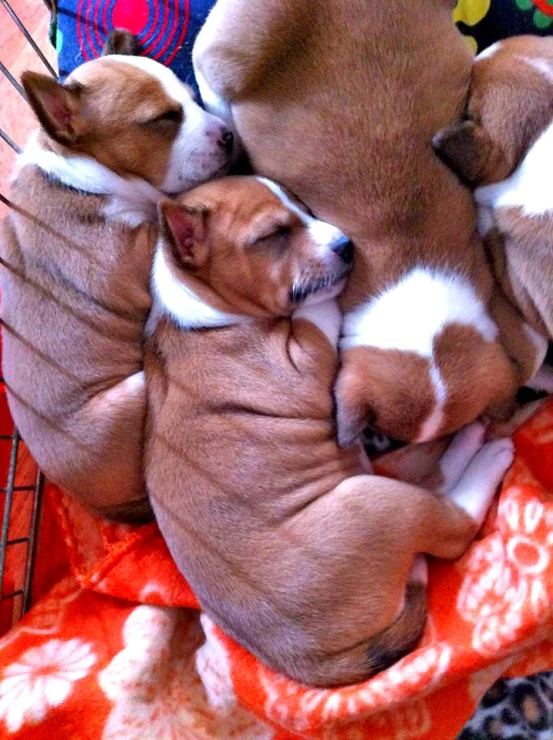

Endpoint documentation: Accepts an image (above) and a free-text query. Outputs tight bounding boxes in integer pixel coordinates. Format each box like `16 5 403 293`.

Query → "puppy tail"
365 581 428 676
298 580 427 687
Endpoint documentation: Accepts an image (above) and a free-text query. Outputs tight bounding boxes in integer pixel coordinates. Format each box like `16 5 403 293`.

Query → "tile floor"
0 0 57 217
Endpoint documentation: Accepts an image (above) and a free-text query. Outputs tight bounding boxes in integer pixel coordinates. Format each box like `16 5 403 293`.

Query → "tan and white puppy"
0 31 232 519
192 0 520 446
145 175 514 687
433 35 553 394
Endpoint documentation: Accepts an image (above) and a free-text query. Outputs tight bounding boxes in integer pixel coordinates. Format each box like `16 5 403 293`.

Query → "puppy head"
433 36 553 186
21 32 232 193
156 176 353 317
336 270 518 446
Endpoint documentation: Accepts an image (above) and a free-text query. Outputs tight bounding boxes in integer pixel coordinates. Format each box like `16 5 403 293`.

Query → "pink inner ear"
167 208 196 259
45 91 73 131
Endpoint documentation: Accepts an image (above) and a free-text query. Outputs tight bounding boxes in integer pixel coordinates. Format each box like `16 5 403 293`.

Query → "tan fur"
1 165 154 515
146 177 508 687
334 347 438 443
434 36 553 187
194 0 519 442
0 35 230 518
434 36 553 382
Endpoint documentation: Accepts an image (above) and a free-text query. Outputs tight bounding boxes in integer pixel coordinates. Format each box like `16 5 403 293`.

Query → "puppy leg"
66 371 148 515
283 453 509 686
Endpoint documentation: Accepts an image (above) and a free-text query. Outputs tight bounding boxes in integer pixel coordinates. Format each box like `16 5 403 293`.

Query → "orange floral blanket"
2 393 553 738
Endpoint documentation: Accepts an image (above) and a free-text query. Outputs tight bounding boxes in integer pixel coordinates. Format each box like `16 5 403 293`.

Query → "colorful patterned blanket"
2 393 553 739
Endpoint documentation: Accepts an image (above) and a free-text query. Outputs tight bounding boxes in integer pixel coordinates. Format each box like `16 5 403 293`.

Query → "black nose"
219 130 234 155
332 237 354 264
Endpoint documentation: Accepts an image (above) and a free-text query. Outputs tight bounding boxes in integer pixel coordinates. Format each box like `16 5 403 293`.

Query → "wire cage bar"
0 0 55 631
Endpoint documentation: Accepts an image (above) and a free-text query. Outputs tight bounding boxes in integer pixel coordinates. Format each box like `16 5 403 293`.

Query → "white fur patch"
18 132 163 227
149 245 250 331
192 0 232 110
342 268 498 444
293 299 342 349
476 205 495 237
194 63 234 127
476 119 553 216
518 56 553 83
416 363 447 443
110 55 229 194
341 268 498 354
476 42 502 61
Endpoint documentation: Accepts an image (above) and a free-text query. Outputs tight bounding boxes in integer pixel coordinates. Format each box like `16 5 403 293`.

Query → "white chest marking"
149 245 250 332
341 268 498 355
18 132 163 227
476 119 553 217
293 299 342 350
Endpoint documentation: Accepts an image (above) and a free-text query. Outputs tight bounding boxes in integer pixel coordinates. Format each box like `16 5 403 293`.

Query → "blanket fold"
2 394 553 738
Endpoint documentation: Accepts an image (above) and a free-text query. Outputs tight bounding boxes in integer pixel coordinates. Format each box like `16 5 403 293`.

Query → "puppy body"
193 0 520 445
433 37 553 393
146 176 514 687
0 36 231 517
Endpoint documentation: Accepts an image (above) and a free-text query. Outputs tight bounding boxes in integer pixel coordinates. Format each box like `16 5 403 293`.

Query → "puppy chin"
302 278 348 307
292 267 351 307
162 154 231 195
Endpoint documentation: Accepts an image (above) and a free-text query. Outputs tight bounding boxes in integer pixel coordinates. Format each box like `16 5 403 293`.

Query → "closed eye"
144 107 183 128
253 225 292 245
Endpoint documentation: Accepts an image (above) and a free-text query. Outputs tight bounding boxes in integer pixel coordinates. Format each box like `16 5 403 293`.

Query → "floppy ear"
432 120 495 185
334 371 376 449
158 200 209 270
102 28 140 56
21 72 85 146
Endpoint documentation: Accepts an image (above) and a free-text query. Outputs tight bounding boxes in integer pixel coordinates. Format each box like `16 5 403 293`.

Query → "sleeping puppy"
433 35 553 395
145 175 514 687
0 30 232 519
193 0 521 446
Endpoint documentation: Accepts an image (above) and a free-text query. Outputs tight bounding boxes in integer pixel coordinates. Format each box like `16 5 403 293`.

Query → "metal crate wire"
0 0 56 632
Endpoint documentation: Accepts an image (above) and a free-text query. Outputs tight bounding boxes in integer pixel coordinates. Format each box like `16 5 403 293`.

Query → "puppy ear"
102 29 140 57
158 200 209 269
432 120 495 185
21 72 85 146
334 373 375 449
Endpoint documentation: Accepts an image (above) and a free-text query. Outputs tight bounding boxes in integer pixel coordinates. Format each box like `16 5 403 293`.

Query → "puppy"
145 175 514 687
193 0 520 446
433 36 553 395
0 31 232 519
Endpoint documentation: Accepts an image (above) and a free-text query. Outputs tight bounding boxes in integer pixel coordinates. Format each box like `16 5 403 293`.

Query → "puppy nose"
218 130 234 155
332 236 354 264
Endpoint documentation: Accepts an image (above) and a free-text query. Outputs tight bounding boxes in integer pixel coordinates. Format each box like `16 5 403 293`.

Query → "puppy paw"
447 438 514 526
438 421 486 493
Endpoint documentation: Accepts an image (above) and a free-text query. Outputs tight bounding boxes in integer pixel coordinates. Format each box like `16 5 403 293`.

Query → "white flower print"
0 638 96 733
457 492 553 655
99 605 274 740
